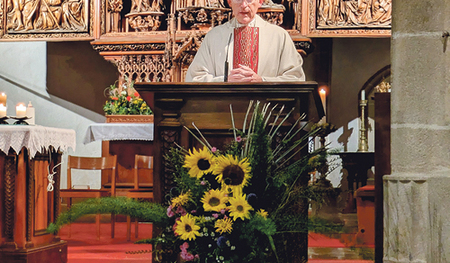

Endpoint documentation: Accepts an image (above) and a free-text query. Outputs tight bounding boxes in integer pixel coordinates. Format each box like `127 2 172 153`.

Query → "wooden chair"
126 154 154 241
60 155 118 239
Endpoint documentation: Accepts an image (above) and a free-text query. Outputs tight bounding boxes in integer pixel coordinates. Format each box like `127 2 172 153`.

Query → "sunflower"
257 209 268 219
184 146 216 179
228 194 253 221
171 192 190 208
214 155 251 194
215 217 233 234
175 214 201 241
201 189 228 212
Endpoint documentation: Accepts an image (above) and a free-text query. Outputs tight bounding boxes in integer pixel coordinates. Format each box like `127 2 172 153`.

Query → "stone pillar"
385 0 450 262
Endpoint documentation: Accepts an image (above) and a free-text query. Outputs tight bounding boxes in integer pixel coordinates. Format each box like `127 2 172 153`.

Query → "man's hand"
228 64 263 82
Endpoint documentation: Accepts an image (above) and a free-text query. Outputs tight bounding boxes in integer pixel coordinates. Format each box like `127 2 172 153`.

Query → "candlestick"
358 99 368 152
16 103 26 117
0 104 6 117
0 93 6 106
26 101 35 125
361 90 365 101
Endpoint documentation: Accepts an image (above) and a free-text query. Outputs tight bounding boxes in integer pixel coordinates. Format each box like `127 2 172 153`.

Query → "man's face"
228 0 262 25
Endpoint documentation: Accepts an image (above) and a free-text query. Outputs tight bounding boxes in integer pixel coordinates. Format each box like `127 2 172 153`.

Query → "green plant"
103 79 152 115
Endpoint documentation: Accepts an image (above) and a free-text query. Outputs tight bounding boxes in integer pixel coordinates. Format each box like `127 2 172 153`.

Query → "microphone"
224 33 232 82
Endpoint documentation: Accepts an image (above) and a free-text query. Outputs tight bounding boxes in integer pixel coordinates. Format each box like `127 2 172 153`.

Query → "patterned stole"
233 26 259 73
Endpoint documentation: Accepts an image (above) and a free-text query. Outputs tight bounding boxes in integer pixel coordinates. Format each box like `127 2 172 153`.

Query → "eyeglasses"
231 0 256 4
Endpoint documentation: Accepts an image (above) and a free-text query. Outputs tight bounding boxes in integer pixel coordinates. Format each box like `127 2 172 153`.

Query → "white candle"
319 88 326 113
361 90 366 101
16 103 26 117
0 104 6 117
0 93 6 106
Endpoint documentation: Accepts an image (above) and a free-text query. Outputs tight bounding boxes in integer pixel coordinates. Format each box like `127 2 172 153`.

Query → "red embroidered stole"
233 26 259 73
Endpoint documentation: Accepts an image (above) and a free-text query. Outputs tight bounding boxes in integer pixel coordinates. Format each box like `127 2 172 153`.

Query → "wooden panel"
136 81 324 203
374 92 391 262
0 149 67 263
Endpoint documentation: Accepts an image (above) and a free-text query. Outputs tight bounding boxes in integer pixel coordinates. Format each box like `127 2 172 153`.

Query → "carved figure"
261 0 285 10
36 0 63 30
7 0 26 30
371 0 391 25
108 0 122 32
61 0 85 30
151 0 162 12
345 0 371 25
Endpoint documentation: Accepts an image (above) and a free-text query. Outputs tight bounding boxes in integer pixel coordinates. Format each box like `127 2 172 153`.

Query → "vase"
105 114 154 123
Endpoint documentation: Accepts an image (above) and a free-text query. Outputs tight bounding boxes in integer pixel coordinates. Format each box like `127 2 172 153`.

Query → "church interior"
2 0 447 262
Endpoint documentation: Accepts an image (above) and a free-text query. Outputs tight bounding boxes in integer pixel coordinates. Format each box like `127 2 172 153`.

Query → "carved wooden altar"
135 81 325 203
0 0 390 83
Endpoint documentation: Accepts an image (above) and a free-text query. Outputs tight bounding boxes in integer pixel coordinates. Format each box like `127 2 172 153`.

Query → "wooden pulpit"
0 126 75 263
136 82 324 203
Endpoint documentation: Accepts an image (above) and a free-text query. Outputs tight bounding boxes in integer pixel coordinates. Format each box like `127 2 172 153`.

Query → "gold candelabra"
358 99 368 152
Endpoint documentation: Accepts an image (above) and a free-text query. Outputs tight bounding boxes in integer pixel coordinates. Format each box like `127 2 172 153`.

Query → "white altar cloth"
0 125 76 158
83 123 154 144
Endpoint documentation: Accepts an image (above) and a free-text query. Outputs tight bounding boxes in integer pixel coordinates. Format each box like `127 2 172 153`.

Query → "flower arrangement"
103 79 152 115
48 101 333 263
147 101 331 262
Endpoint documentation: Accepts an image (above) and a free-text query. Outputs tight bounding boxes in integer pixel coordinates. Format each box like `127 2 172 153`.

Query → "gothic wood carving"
114 54 172 82
155 97 184 202
3 154 16 242
2 0 93 39
304 0 390 37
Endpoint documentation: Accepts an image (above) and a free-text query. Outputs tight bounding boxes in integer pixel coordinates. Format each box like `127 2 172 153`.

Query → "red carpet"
60 222 154 263
61 223 373 262
309 232 347 248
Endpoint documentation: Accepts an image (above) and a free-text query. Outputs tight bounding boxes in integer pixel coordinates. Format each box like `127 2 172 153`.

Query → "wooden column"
374 92 391 262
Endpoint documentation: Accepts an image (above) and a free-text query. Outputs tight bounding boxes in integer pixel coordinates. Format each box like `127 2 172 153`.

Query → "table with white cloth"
0 125 76 263
83 123 154 194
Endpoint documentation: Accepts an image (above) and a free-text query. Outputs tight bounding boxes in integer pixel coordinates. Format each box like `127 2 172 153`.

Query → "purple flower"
180 242 189 251
181 251 195 261
217 236 229 248
212 213 219 219
236 136 242 142
211 147 217 153
167 205 175 217
201 181 206 185
176 206 187 215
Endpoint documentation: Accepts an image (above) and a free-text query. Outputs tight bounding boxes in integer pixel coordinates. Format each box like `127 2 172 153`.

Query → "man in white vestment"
185 0 305 82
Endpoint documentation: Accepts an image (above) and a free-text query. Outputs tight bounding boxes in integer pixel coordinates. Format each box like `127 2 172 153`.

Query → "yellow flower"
228 194 253 221
171 192 190 208
175 214 201 241
201 189 228 212
184 146 216 179
257 209 268 219
215 155 251 194
215 217 233 234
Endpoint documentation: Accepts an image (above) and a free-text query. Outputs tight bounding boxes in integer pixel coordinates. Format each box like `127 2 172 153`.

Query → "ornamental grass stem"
230 104 237 140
